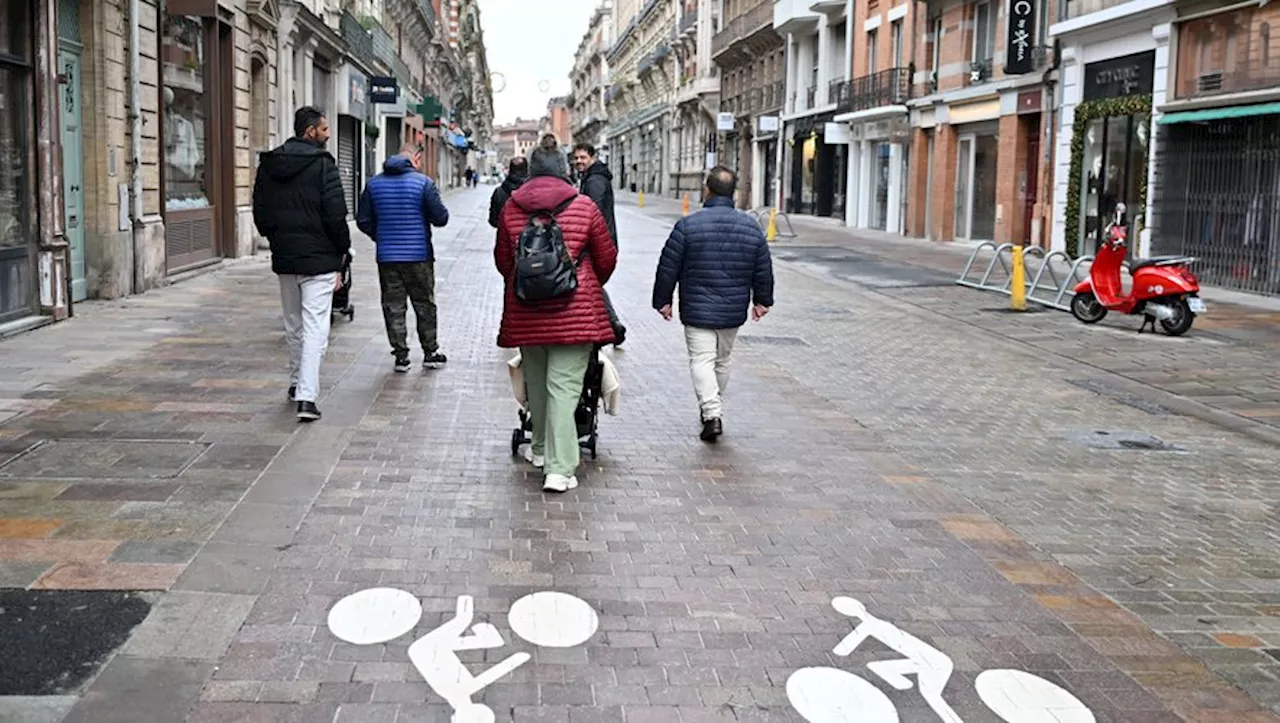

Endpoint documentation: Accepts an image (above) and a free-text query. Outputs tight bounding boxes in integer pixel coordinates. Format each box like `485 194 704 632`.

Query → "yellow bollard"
638 190 645 208
1011 245 1027 311
682 194 690 216
765 208 778 242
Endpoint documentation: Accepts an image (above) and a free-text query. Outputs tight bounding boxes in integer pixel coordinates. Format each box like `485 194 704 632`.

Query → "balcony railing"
968 57 994 85
680 8 698 33
827 76 845 105
765 80 784 109
840 67 912 112
340 12 377 71
1060 0 1133 22
712 1 774 57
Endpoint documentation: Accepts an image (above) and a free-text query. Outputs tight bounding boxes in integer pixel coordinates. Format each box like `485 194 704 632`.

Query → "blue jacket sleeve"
356 185 375 239
422 179 450 228
652 221 687 309
752 234 775 307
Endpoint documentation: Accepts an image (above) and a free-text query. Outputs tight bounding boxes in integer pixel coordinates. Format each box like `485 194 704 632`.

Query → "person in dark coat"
488 157 528 228
572 143 617 245
357 141 451 373
572 143 626 346
652 166 774 443
495 135 617 493
252 106 351 423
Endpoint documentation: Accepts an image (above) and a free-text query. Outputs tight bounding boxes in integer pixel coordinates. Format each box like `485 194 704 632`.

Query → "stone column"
906 127 930 237
994 111 1024 245
932 123 957 242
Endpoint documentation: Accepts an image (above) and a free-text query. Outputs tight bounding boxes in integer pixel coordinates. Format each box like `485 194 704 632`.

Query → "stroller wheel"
347 304 355 321
589 434 598 460
511 428 523 457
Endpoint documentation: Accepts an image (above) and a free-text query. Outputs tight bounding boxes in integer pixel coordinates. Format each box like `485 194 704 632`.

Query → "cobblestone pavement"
621 191 1280 439
0 186 1276 722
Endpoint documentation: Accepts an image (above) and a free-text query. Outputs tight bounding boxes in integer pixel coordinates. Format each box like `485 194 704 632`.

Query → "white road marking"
327 587 423 645
975 669 1096 723
507 591 599 648
787 667 900 722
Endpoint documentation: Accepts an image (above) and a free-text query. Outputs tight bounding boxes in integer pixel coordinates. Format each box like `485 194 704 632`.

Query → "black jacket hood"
260 138 330 182
583 161 613 182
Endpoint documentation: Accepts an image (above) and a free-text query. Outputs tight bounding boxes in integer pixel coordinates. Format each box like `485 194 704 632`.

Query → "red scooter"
1070 203 1204 336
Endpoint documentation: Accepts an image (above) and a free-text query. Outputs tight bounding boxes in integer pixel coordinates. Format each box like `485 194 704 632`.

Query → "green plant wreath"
1064 94 1152 258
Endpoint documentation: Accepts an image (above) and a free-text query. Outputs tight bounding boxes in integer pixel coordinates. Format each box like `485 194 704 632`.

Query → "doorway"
1078 113 1149 256
1023 114 1040 246
954 132 998 240
58 41 86 302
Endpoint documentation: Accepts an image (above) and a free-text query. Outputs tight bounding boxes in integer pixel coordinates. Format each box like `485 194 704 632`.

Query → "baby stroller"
331 252 355 322
510 346 605 460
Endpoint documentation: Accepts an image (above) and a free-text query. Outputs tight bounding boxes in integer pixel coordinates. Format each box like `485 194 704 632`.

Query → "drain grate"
1067 379 1179 416
737 335 811 347
1066 429 1186 453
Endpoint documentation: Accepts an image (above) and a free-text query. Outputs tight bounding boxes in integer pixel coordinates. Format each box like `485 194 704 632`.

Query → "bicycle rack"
956 243 1095 312
750 206 796 239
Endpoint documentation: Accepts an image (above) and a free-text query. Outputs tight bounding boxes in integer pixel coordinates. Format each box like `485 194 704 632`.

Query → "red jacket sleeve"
495 208 515 279
584 202 617 285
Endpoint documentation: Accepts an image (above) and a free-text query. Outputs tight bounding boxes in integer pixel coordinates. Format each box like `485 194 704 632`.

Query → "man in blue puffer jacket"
653 166 775 443
357 142 451 372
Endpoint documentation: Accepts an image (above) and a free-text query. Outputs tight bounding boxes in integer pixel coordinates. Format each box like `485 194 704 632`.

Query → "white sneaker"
522 448 545 469
542 474 579 493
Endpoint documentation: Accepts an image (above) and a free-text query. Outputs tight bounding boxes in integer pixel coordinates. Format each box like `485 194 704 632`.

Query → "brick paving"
0 186 1276 722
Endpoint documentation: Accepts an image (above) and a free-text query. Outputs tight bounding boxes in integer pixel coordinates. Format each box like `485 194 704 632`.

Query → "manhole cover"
737 335 810 347
1066 429 1186 453
0 590 152 695
1067 379 1178 416
0 440 210 479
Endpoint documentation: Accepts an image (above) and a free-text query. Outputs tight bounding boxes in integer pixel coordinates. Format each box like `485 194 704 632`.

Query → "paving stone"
122 591 256 660
61 657 212 723
0 696 77 723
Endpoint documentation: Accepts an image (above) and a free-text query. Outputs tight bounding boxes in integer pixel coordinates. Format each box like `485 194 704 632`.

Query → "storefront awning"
1158 102 1280 125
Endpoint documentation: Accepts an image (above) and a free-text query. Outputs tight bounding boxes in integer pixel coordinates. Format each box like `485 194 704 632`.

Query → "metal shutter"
337 116 358 216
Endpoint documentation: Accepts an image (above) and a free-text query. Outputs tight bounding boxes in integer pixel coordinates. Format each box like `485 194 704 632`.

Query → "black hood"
582 160 613 182
259 138 330 182
501 173 527 194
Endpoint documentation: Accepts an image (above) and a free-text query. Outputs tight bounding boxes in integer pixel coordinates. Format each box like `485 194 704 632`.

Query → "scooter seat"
1128 256 1192 272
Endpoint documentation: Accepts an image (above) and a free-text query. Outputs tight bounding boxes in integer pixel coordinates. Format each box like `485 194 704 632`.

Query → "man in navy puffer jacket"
357 142 450 372
653 166 774 442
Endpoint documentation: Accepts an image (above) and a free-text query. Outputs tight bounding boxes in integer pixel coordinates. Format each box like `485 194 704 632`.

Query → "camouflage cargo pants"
378 262 438 358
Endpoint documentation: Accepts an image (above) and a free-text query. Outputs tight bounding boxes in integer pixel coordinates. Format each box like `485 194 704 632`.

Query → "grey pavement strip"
0 696 78 723
61 658 214 723
121 592 257 661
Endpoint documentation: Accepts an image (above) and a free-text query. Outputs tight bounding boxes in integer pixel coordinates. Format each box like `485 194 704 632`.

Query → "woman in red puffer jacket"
495 135 618 493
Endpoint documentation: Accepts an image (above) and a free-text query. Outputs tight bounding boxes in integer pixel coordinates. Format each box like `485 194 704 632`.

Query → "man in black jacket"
572 142 626 346
488 157 528 228
572 143 617 245
252 106 351 423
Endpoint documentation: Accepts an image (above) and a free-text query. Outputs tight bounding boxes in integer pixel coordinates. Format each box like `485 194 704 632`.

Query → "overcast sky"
476 0 601 125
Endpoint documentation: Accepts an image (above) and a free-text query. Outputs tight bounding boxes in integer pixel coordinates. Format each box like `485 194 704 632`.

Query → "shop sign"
1083 51 1155 101
864 116 910 141
824 123 851 144
716 112 735 132
1004 0 1037 75
349 71 367 117
370 76 399 105
758 115 780 133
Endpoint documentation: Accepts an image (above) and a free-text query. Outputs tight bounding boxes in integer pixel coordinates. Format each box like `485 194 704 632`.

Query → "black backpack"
515 198 581 303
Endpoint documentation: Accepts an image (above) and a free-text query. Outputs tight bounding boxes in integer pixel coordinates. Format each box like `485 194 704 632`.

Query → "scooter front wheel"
1071 292 1108 324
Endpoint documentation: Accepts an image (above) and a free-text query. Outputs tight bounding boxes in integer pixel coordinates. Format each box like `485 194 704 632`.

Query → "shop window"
162 14 209 211
1 65 29 251
1 1 28 58
1078 114 1149 255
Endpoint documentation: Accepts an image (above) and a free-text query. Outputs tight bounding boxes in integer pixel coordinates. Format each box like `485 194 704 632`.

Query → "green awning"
1157 102 1280 124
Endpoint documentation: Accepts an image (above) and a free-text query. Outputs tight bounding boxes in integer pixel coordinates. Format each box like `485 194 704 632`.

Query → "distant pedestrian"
495 135 617 492
489 157 528 228
252 106 350 423
357 142 451 373
572 142 626 347
652 166 774 442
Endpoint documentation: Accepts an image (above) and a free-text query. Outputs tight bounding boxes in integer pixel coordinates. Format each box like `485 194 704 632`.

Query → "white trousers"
279 273 336 403
684 326 739 421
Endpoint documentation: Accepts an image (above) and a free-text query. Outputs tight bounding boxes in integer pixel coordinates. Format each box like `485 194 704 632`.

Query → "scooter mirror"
1114 202 1127 219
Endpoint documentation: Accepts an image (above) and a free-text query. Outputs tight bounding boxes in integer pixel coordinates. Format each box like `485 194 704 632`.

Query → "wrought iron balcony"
840 67 912 112
968 57 994 85
712 1 774 59
827 77 845 105
765 80 785 110
680 8 698 34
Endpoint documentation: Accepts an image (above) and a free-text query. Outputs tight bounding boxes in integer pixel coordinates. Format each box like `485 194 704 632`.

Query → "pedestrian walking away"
488 157 528 228
572 142 626 347
357 142 451 373
252 106 351 423
652 166 774 442
495 135 618 493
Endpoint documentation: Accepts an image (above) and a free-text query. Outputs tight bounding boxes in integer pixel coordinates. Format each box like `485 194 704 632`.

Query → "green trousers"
521 344 592 477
